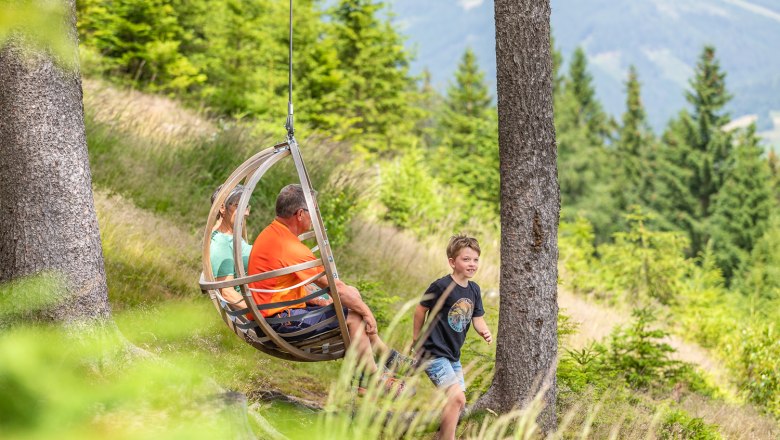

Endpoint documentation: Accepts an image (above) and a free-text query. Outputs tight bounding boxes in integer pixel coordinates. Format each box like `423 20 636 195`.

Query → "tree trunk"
475 0 559 432
0 0 111 324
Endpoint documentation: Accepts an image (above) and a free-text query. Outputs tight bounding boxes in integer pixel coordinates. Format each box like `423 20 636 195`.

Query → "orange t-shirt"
247 220 322 317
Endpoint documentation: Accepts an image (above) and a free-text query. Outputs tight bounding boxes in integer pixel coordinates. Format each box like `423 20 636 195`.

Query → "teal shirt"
210 231 252 280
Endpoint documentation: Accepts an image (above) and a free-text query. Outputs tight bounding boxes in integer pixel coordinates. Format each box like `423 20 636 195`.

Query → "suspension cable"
285 0 294 137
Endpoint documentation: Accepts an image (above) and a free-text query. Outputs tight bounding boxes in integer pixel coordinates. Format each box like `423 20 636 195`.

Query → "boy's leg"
424 358 467 440
440 385 466 440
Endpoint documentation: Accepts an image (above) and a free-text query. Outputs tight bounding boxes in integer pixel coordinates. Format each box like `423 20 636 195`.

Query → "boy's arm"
472 316 492 344
412 304 429 349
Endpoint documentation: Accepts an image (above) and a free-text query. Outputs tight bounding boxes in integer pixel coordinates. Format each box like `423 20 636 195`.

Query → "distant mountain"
386 0 780 140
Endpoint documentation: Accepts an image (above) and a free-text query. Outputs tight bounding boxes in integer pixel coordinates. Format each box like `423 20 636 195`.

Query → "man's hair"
446 234 481 259
211 184 245 219
276 184 317 217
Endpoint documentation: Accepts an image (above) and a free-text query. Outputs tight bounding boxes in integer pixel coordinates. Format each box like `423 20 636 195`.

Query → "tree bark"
474 0 559 432
0 0 111 324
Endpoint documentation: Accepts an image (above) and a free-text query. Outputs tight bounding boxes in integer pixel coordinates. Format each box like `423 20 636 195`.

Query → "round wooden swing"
199 0 350 362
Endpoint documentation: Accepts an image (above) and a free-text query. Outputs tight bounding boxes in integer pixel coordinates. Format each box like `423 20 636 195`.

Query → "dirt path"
558 290 733 394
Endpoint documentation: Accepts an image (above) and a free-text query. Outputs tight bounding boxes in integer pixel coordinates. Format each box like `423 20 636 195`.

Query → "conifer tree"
413 68 443 149
564 47 610 141
324 0 418 154
709 126 772 281
434 48 499 211
77 0 203 94
555 47 614 239
658 46 733 256
613 66 657 217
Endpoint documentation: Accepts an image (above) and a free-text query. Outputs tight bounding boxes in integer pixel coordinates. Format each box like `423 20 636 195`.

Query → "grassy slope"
84 80 778 438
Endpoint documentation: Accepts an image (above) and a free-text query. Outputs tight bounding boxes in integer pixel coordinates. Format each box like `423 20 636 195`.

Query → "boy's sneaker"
384 349 418 375
356 372 409 399
380 372 407 399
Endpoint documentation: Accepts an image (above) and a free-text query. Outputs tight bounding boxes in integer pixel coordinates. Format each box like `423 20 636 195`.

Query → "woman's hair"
446 234 481 259
275 184 317 218
211 184 245 219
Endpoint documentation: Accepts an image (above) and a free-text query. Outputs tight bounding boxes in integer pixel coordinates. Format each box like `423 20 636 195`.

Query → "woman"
210 184 252 308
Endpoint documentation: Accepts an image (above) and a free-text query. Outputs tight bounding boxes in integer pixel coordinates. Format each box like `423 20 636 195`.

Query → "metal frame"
200 136 351 362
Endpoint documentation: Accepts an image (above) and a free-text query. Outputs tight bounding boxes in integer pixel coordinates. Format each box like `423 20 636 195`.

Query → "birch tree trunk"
0 0 111 324
474 0 559 432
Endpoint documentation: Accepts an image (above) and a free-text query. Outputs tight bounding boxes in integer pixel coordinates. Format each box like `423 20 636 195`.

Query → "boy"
412 234 492 440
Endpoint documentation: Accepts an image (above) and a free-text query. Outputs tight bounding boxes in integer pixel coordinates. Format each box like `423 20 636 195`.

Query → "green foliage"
558 216 600 295
709 125 773 282
558 308 715 397
0 315 241 439
317 0 419 154
659 409 721 440
606 308 681 389
656 46 734 257
431 48 499 214
378 147 448 233
77 0 205 94
612 66 661 232
728 322 780 417
353 280 400 330
556 47 616 240
600 209 690 305
735 213 780 312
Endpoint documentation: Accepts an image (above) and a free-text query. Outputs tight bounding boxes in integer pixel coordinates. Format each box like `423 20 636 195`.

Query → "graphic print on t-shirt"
447 298 474 332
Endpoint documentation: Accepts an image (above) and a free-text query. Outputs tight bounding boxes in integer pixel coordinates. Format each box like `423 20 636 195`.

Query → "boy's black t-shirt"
419 274 485 362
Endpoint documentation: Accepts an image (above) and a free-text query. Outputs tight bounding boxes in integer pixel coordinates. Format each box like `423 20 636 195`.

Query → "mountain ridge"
387 0 780 142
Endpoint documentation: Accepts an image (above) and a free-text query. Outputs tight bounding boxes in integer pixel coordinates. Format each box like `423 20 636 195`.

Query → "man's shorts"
267 305 348 340
424 357 466 392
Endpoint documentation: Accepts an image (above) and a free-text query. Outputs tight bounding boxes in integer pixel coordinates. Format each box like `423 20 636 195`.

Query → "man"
247 184 412 389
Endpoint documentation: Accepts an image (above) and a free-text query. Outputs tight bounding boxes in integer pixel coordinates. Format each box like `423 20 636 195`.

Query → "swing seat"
199 138 351 362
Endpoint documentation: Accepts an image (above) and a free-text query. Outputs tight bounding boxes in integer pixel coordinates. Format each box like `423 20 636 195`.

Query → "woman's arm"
215 275 247 309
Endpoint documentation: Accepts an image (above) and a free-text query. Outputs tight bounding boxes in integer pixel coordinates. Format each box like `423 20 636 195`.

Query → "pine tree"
613 66 658 219
322 0 418 154
434 48 499 212
564 47 610 141
76 0 203 94
657 46 733 256
709 126 772 281
555 47 615 240
412 68 443 149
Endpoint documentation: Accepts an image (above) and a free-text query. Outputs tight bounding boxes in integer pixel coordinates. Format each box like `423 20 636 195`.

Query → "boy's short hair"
446 234 481 259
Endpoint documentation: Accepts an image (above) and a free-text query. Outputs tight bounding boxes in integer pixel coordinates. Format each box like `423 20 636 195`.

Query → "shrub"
659 408 721 440
728 322 780 417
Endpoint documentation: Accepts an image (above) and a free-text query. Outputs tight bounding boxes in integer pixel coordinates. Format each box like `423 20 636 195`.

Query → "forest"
1 0 779 438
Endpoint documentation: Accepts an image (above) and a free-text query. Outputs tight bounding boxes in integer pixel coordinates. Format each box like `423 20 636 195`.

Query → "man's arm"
472 316 492 344
412 304 429 349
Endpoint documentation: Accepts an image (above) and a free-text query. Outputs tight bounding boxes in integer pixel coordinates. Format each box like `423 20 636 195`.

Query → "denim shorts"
424 357 465 392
